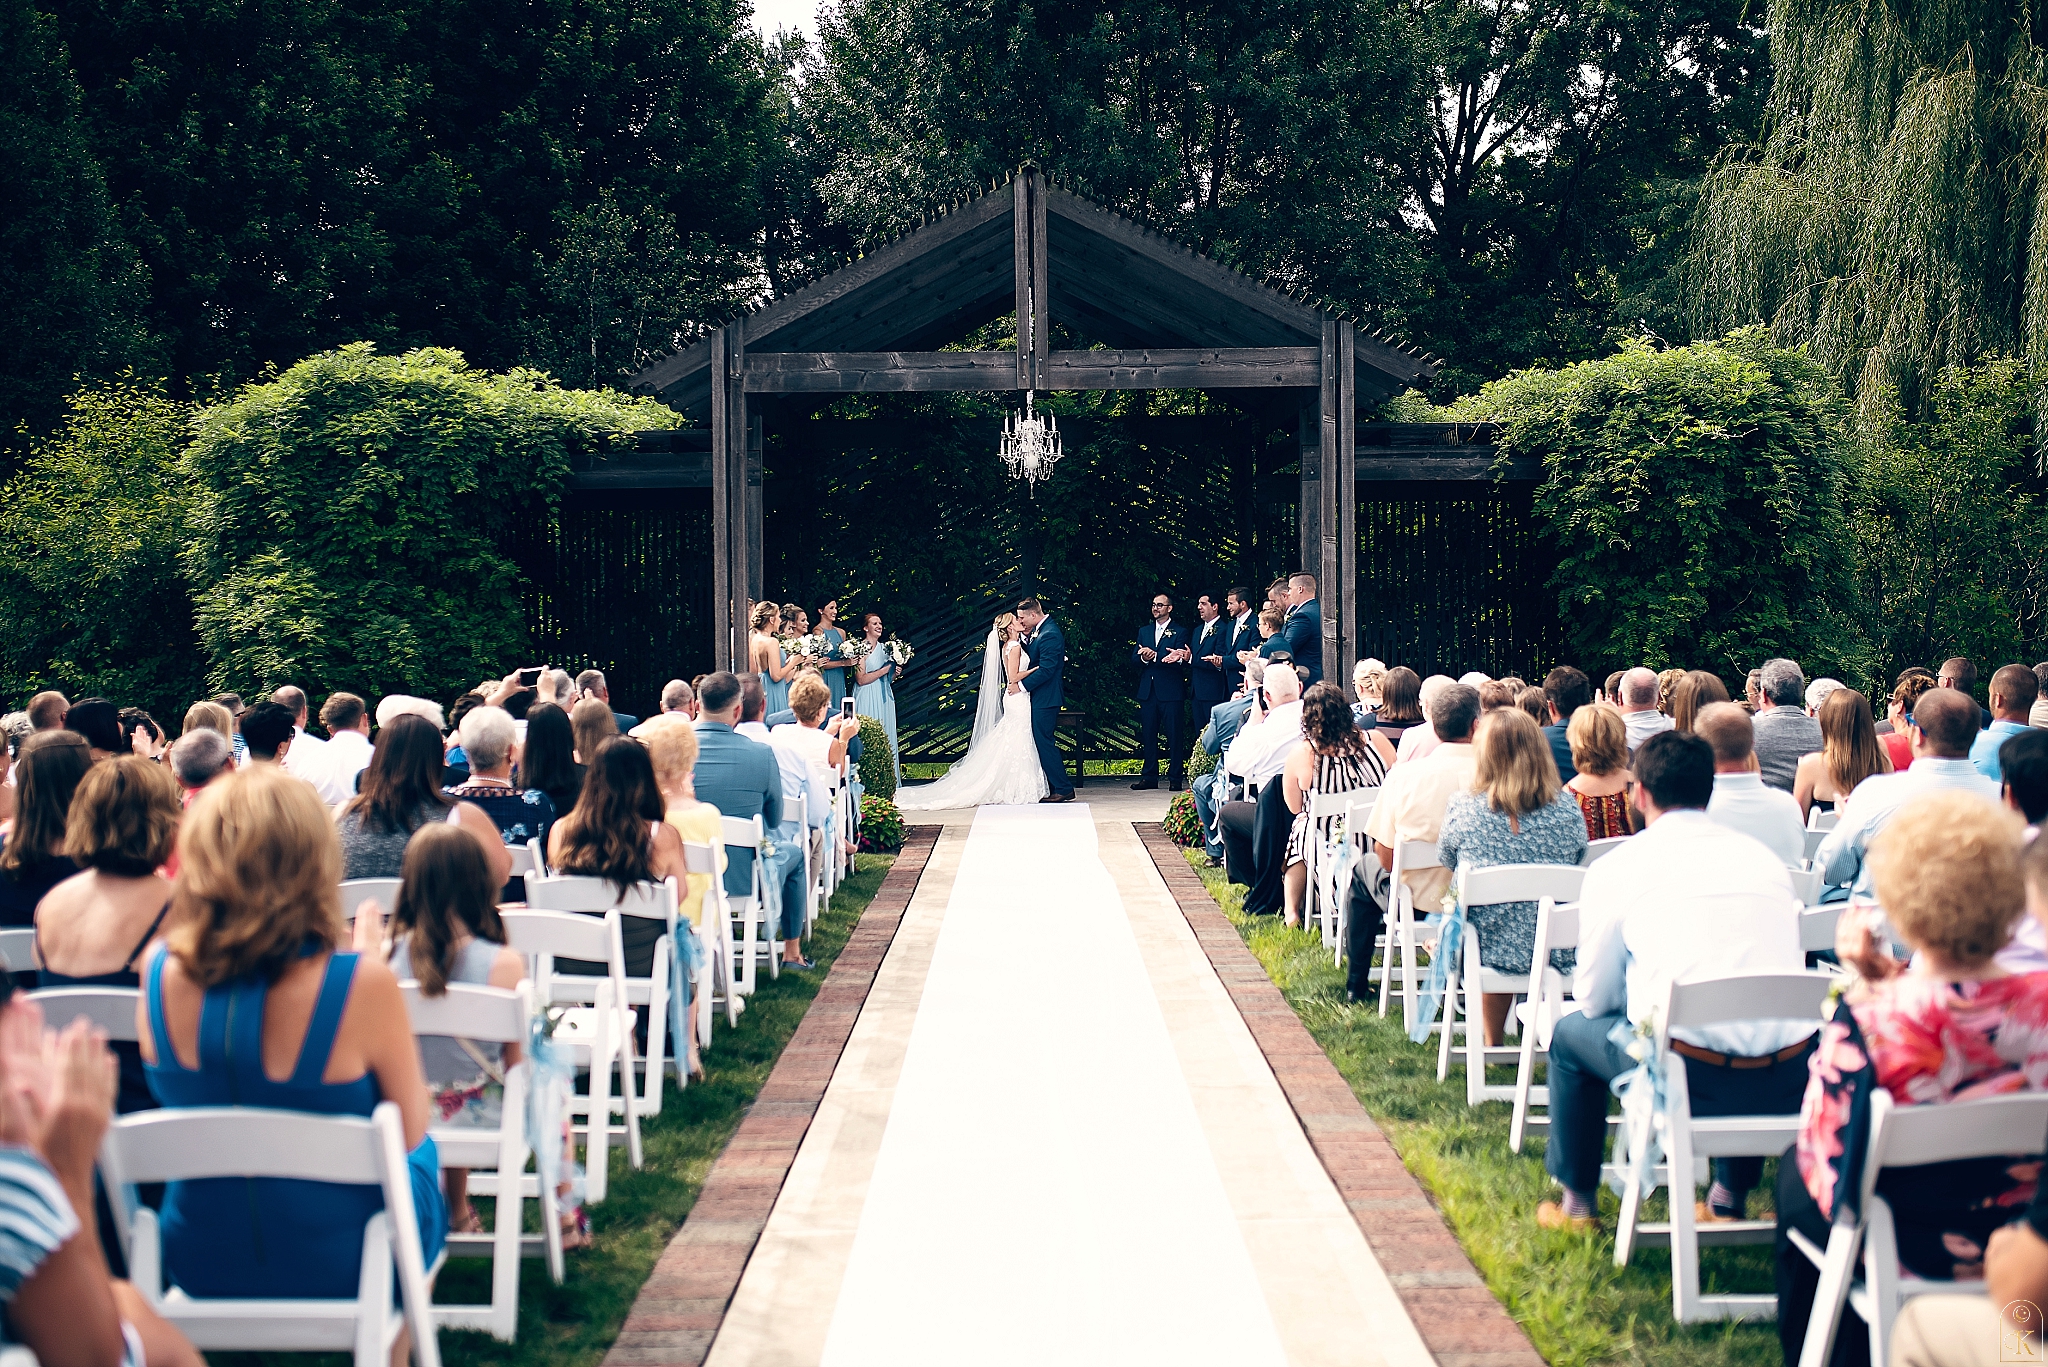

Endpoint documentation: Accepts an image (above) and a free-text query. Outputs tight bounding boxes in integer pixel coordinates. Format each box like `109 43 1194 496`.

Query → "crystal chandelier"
999 390 1062 494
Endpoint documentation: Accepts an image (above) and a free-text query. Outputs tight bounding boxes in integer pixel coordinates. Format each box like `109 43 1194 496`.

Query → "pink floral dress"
1796 973 2048 1279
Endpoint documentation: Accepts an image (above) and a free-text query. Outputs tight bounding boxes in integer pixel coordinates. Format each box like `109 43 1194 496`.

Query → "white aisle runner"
707 807 1435 1367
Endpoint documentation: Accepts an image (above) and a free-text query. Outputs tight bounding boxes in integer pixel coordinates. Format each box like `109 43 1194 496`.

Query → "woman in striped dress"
1281 682 1395 929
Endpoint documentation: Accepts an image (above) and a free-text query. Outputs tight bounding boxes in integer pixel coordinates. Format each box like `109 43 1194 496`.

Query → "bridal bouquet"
881 638 915 667
838 637 866 662
791 632 827 661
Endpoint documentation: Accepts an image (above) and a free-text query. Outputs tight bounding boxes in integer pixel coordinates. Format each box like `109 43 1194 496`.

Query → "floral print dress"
1435 791 1589 975
1796 973 2048 1279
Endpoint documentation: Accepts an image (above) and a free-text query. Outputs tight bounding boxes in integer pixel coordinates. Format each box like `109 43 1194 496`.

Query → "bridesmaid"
750 601 796 716
815 599 851 709
851 610 901 788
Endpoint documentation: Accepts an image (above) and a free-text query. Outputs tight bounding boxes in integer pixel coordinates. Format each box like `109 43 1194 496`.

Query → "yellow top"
664 801 727 927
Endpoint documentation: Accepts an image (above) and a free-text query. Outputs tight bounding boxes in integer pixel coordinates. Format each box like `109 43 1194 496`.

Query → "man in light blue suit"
690 671 784 899
1017 596 1075 802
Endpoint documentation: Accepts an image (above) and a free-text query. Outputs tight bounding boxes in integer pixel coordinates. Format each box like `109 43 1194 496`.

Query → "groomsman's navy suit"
1188 615 1233 731
1020 620 1074 797
1280 598 1323 685
1223 610 1259 694
1133 619 1191 785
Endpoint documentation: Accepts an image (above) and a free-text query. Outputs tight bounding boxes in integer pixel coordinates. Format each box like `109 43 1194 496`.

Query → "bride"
896 612 1049 809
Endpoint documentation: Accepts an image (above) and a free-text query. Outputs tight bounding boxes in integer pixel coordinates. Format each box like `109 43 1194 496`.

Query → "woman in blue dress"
814 599 852 709
749 601 796 716
140 764 446 1318
851 610 901 789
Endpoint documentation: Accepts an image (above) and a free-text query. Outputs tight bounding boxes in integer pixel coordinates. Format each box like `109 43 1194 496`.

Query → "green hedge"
855 714 897 799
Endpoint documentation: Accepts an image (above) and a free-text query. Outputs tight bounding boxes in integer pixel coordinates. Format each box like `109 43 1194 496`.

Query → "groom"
1015 597 1075 803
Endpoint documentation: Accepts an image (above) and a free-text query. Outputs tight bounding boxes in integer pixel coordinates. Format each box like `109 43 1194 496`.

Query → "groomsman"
1280 571 1324 685
1189 593 1233 729
1223 587 1258 694
1132 591 1192 790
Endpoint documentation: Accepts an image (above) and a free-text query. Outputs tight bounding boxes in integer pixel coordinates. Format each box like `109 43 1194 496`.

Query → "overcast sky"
753 0 819 39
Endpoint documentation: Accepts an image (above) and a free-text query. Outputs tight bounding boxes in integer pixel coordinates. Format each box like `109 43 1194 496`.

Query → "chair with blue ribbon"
1433 863 1587 1105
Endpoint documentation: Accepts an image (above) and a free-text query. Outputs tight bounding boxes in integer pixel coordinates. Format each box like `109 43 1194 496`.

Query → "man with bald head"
1815 687 2003 909
1698 703 1804 866
1617 666 1672 755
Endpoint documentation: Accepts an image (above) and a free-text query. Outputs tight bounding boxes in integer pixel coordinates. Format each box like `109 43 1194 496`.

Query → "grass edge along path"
1159 837 1782 1367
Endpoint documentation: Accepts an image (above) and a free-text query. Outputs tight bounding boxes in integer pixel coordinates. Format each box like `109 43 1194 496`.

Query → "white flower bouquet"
791 632 827 661
882 638 915 666
839 637 866 661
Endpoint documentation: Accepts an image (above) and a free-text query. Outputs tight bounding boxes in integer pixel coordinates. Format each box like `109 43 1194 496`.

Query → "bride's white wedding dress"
896 632 1050 810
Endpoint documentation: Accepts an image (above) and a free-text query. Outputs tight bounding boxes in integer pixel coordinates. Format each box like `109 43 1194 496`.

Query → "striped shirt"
0 1145 78 1305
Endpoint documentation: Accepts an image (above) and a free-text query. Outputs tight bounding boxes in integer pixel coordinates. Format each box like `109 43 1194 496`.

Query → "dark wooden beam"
739 347 1321 393
742 352 1018 392
1355 454 1539 481
567 453 711 489
1041 348 1319 389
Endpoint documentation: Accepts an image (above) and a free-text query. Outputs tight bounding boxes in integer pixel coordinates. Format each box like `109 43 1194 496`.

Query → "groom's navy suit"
1020 620 1074 797
1188 615 1233 724
1280 598 1323 685
1133 619 1191 785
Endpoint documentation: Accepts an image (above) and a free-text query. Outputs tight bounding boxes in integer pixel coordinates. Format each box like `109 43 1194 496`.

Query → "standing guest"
521 702 582 818
1131 592 1192 792
268 685 335 799
138 765 446 1318
545 737 690 979
851 612 902 789
35 756 181 1112
1698 703 1806 867
1670 670 1731 735
1971 663 2040 780
120 708 165 762
320 692 373 796
1537 731 1811 1232
1752 657 1824 792
1881 671 1938 770
571 697 619 764
211 692 248 764
0 732 89 927
1279 573 1324 685
238 701 297 767
749 602 797 718
576 669 637 732
63 698 123 763
1616 667 1673 755
1565 702 1640 839
1438 709 1589 1045
1279 682 1395 928
689 672 785 913
443 705 556 899
335 714 510 887
1793 687 1893 821
1365 682 1483 917
1373 667 1426 749
642 716 727 933
1656 667 1686 716
1189 593 1233 731
811 600 853 708
1539 665 1592 782
26 691 68 732
1223 588 1259 692
168 727 232 806
1397 674 1457 764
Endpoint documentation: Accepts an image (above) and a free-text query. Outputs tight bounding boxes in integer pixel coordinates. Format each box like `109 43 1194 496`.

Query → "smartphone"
841 697 856 721
517 666 543 688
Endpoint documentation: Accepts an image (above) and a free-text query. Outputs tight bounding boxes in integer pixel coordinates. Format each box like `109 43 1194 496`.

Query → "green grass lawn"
214 853 896 1367
902 757 1153 780
1180 848 1783 1367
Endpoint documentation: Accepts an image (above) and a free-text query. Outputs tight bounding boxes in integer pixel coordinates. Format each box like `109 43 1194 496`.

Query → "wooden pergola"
627 169 1449 680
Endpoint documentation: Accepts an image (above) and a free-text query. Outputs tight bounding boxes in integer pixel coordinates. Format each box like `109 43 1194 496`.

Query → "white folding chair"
1379 838 1441 1032
0 927 38 974
1509 895 1580 1153
680 841 739 1040
1807 808 1841 832
28 985 139 1038
1307 787 1376 954
1791 1091 2048 1367
794 792 817 940
100 1102 441 1367
504 836 548 882
496 908 640 1202
339 878 402 921
721 815 772 993
525 874 685 1115
1802 828 1830 863
1580 836 1630 866
1329 791 1382 968
400 980 560 1338
1440 863 1587 1105
1614 971 1833 1323
1788 867 1826 907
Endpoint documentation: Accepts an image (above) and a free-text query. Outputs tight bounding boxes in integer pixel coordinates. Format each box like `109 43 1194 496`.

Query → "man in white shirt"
1698 703 1805 867
1539 730 1812 1232
318 692 374 802
1366 683 1481 915
270 686 338 802
1217 667 1304 914
1616 666 1673 755
736 675 831 969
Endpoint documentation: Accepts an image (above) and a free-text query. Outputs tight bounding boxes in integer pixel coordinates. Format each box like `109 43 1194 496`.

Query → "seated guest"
1364 682 1482 920
1397 674 1456 764
374 693 445 733
520 701 582 818
1565 702 1639 839
320 691 373 795
1513 685 1551 726
1437 708 1589 1043
376 822 531 1240
1657 667 1685 715
2035 661 2048 730
1880 671 1938 770
1670 669 1730 735
1193 662 1262 864
269 685 336 801
139 765 446 1312
1753 657 1823 791
577 669 637 732
662 678 697 721
63 697 123 763
689 673 785 915
2004 729 2048 827
444 704 556 900
1699 702 1806 867
641 716 726 932
1776 792 2041 1367
546 735 689 977
211 692 248 764
735 674 828 970
1539 731 1810 1233
1372 667 1426 749
180 699 234 744
571 696 620 763
1973 663 2040 780
1616 667 1672 755
238 701 296 766
1793 687 1893 822
771 673 856 808
0 732 89 928
36 756 181 1112
1477 679 1517 713
336 714 511 888
26 690 69 732
168 726 232 806
1280 682 1394 929
1351 659 1386 728
1806 677 1846 712
1539 666 1592 782
1218 666 1305 913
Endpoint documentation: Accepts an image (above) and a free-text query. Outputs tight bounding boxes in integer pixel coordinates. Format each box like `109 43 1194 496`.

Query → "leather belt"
1669 1038 1813 1070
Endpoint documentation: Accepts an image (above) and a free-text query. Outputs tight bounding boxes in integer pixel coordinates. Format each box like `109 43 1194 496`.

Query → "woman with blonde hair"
1793 686 1892 820
749 600 798 717
1670 669 1732 735
138 764 445 1310
570 696 619 762
1564 702 1638 838
641 717 725 930
897 611 1045 809
1437 709 1590 1044
1656 667 1686 716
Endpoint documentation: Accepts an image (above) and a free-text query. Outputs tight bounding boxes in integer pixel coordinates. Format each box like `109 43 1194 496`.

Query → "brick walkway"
602 829 938 1367
1137 827 1543 1367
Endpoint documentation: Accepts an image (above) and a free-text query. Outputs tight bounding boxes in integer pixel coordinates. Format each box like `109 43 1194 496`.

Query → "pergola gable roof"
627 172 1435 414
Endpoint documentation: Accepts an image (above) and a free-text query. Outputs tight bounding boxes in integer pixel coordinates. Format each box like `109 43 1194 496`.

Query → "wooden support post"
1012 171 1050 389
1335 322 1357 684
1319 322 1342 684
746 410 764 603
1298 402 1321 587
710 324 749 670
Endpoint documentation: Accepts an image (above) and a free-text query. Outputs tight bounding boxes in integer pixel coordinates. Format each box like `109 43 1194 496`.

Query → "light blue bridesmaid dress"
759 638 791 716
819 626 849 708
851 641 900 788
